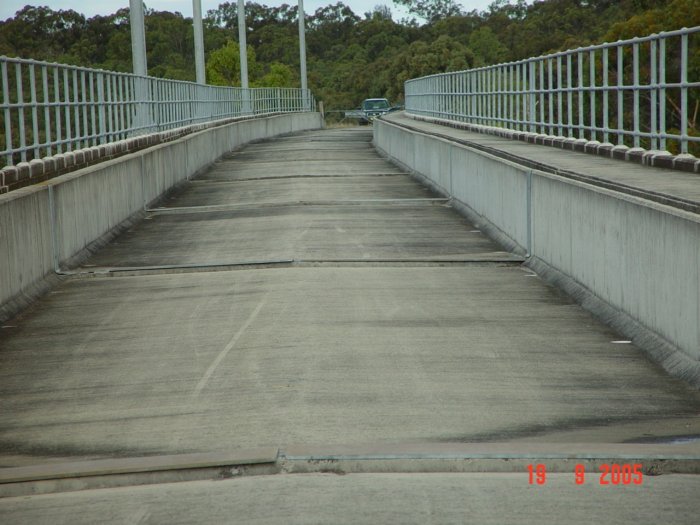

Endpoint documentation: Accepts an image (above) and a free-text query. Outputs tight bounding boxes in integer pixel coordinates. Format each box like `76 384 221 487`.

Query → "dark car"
359 98 392 124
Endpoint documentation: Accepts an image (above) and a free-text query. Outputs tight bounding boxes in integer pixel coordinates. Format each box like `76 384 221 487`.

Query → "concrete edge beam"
0 448 279 484
390 115 700 216
2 443 700 498
0 112 319 194
406 113 700 177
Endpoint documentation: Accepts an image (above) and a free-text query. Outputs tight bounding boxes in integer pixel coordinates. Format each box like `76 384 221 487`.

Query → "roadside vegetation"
0 0 697 120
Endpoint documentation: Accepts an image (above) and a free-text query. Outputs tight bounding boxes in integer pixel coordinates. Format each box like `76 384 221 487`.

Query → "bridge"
1 27 700 523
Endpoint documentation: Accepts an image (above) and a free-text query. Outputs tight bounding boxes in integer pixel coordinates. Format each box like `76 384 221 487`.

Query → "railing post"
528 60 536 133
680 30 688 155
602 47 609 144
16 63 27 161
29 64 40 159
650 37 658 150
617 43 624 146
97 72 106 144
659 38 667 152
577 51 584 140
567 53 573 138
633 40 640 149
2 61 12 166
557 56 563 137
72 70 81 148
53 66 63 153
547 58 553 136
80 71 88 149
42 65 51 156
589 49 596 142
538 60 544 134
514 64 520 130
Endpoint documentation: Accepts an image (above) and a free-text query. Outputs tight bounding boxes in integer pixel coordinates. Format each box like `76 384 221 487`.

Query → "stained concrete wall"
0 187 54 321
0 112 322 321
374 116 700 384
374 120 529 253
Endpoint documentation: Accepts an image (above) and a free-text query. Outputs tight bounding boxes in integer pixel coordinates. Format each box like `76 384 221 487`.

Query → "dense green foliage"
0 0 696 112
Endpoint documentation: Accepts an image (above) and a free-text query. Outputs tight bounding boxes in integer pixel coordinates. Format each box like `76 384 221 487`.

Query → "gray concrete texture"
2 126 700 521
375 113 700 372
0 188 54 318
2 473 700 524
386 113 700 207
4 266 700 464
0 112 323 321
2 128 700 471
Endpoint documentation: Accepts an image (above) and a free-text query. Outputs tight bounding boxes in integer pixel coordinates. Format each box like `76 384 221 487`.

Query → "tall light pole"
129 0 148 76
129 0 149 133
298 0 308 99
237 0 249 89
192 0 206 84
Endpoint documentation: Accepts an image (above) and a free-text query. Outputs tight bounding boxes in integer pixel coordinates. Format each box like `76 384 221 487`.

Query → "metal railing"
1 56 315 167
405 26 700 155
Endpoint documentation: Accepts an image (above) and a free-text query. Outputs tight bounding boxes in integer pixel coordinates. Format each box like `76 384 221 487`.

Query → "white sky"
0 1 500 22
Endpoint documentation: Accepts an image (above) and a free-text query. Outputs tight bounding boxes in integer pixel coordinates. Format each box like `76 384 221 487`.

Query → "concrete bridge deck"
1 127 700 521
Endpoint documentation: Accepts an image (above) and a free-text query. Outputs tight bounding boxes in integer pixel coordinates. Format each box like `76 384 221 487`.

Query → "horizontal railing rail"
405 26 700 156
1 56 315 168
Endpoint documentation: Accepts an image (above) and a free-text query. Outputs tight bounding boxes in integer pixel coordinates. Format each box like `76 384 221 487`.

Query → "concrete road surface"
1 128 698 521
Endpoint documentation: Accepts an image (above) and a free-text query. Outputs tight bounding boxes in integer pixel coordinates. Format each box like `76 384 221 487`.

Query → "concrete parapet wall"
0 113 316 195
374 116 700 385
0 112 322 321
0 187 54 321
374 120 529 253
406 114 700 174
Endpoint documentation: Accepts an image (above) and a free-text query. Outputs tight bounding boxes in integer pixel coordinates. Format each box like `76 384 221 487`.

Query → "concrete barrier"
374 115 700 386
0 187 55 321
0 112 322 322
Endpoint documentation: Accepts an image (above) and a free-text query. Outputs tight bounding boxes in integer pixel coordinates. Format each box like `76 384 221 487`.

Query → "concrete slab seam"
2 449 700 492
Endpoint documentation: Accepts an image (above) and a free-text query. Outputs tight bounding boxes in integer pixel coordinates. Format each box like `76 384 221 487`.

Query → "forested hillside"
0 0 697 111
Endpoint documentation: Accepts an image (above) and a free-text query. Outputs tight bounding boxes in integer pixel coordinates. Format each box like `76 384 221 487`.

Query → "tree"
604 0 700 153
368 5 393 20
206 40 259 86
255 62 296 87
0 5 86 62
0 0 686 118
468 26 509 66
391 0 463 23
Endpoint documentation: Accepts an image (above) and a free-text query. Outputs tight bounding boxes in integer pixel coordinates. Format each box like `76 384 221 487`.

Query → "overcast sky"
1 1 500 22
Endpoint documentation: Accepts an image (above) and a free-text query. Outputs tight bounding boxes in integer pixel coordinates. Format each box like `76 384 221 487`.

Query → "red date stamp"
527 463 643 485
